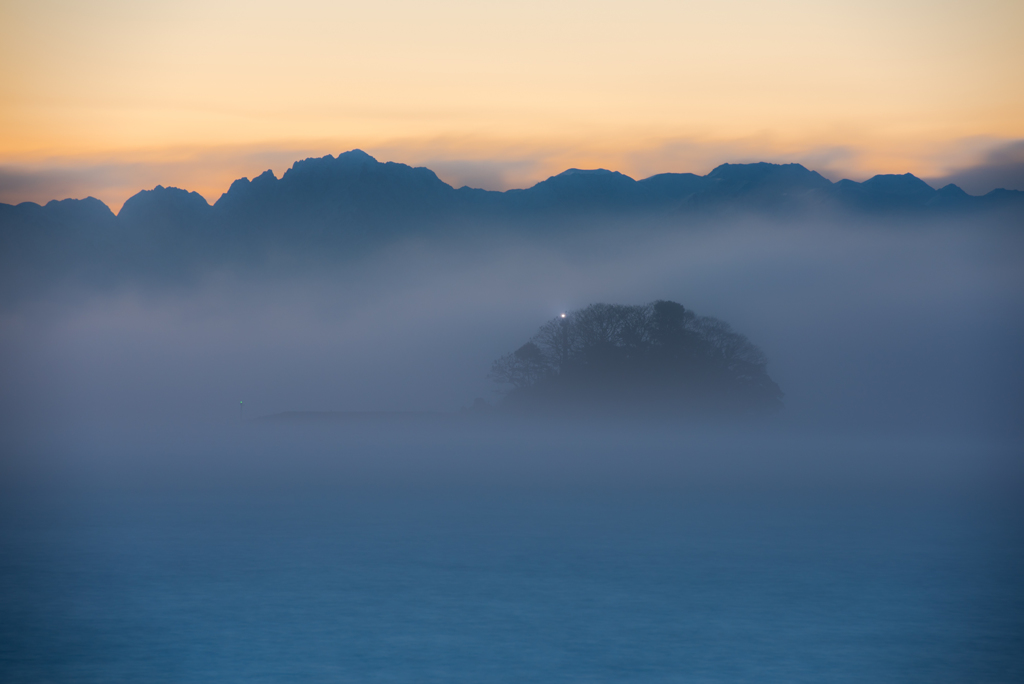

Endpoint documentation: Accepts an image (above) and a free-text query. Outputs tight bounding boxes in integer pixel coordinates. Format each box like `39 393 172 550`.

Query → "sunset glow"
2 0 1022 209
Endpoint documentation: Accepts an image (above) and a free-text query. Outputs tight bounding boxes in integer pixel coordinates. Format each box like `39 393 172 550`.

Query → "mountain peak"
118 185 211 223
338 149 377 163
555 168 624 178
703 162 832 196
937 183 969 197
708 162 818 178
860 173 934 196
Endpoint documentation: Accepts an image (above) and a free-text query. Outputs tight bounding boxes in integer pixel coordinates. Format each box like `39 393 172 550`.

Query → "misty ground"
2 415 1022 683
1 214 1022 433
1 211 1022 682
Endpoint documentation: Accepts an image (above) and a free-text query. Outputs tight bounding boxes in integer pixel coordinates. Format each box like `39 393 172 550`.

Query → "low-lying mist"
1 213 1022 496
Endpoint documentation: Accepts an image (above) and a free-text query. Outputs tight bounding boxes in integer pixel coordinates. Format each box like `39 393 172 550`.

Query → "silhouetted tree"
489 341 551 389
490 300 782 415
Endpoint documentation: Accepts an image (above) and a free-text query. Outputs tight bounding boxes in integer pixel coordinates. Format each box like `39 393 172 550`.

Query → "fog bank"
1 213 1021 496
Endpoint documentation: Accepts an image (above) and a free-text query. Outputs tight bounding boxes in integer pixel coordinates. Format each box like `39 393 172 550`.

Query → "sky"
1 0 1023 210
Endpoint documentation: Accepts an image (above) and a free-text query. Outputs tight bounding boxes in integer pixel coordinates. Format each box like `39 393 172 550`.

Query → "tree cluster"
490 301 782 415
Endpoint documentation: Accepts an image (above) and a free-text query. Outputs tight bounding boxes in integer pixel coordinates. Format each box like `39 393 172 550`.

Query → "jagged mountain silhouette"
1 151 1021 289
4 150 1022 234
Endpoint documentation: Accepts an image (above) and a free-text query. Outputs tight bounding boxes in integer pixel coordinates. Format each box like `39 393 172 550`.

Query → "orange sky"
1 0 1022 210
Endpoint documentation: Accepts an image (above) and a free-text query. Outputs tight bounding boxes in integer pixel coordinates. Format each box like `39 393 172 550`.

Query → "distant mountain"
1 150 1021 292
119 185 211 233
7 150 1023 231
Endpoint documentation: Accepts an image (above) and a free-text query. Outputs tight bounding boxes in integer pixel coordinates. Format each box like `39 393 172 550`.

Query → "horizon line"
2 151 1008 213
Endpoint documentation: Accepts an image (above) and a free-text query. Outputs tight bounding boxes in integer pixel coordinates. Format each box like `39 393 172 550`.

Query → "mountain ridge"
3 151 1022 224
1 152 1021 279
1 151 1020 300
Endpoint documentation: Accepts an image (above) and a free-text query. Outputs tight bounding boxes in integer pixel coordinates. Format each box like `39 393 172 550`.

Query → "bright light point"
561 314 566 318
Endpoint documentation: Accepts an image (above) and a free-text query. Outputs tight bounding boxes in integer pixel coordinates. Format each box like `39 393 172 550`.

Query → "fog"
3 210 1023 684
1 214 1022 496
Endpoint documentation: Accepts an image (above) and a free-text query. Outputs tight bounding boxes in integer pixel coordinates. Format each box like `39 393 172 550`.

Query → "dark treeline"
490 301 782 417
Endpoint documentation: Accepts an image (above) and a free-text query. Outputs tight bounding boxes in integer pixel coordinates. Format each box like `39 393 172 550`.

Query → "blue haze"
2 468 1022 683
0 152 1023 681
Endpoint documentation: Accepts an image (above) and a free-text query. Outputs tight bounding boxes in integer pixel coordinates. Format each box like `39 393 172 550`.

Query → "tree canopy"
490 301 782 415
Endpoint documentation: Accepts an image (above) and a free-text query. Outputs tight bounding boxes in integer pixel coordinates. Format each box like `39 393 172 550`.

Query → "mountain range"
1 150 1021 292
